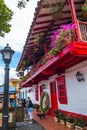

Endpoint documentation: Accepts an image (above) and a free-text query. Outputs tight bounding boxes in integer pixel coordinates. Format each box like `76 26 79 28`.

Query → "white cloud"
0 0 39 52
0 66 18 85
10 68 18 80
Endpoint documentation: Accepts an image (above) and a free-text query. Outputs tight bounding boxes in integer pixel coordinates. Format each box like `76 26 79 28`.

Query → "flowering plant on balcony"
34 32 44 52
49 23 76 56
41 54 53 65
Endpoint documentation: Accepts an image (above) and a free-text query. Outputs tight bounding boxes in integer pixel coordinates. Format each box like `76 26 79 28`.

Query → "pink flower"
48 55 53 59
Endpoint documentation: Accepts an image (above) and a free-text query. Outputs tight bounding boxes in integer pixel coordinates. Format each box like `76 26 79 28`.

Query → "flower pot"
75 126 87 130
82 12 87 18
66 122 75 129
60 120 65 125
54 117 58 122
52 12 63 21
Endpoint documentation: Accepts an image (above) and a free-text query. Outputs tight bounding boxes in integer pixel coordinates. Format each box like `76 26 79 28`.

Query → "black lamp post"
0 44 15 130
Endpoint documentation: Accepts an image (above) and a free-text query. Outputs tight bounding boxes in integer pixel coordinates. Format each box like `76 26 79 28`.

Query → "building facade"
16 0 87 117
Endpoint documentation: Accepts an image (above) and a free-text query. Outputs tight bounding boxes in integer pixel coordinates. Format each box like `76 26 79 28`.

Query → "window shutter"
56 76 68 104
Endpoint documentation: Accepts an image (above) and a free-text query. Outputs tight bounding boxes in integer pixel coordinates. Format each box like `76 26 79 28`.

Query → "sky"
0 0 39 85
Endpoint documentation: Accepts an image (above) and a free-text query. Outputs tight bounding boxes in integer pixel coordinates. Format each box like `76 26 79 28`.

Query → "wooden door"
50 81 58 116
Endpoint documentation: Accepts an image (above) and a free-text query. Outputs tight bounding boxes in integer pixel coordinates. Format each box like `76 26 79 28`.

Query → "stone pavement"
15 120 46 130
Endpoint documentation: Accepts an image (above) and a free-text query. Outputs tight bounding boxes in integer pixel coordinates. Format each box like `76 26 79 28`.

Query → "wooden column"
69 0 82 41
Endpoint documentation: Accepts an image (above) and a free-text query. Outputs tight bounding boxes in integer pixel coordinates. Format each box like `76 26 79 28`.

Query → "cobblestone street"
15 120 46 130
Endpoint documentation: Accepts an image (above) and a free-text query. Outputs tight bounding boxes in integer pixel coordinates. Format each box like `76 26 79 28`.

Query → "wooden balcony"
78 20 87 41
21 21 87 88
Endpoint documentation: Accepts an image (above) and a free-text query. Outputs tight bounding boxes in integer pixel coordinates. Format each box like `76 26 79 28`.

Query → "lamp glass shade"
3 51 11 60
0 44 15 64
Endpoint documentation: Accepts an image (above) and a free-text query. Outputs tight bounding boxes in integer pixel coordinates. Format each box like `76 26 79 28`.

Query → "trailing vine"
40 91 50 113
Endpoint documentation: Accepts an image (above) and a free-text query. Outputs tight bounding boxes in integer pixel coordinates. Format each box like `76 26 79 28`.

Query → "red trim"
56 76 68 104
72 41 87 55
60 109 87 121
21 41 87 88
50 81 58 116
40 85 43 97
69 0 82 41
35 86 39 101
49 108 87 120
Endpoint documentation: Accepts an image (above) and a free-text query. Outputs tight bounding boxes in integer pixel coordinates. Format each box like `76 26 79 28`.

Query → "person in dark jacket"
27 97 34 123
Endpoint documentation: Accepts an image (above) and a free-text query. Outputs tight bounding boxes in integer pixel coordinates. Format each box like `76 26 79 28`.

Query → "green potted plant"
59 111 66 125
81 0 87 18
75 115 87 130
34 32 44 52
53 110 60 122
34 32 44 45
66 115 75 129
43 0 65 21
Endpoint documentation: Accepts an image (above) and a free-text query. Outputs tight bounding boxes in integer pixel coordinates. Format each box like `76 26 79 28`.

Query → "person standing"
27 97 34 123
22 99 28 121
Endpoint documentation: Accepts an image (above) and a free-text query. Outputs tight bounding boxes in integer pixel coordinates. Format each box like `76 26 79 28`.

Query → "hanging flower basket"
81 0 87 18
43 0 65 14
82 12 87 18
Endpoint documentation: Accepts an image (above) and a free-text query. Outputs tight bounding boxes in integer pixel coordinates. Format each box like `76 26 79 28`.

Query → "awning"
0 86 16 94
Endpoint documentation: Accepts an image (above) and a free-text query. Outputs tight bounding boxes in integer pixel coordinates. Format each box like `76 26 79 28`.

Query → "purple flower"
60 23 76 31
50 23 76 49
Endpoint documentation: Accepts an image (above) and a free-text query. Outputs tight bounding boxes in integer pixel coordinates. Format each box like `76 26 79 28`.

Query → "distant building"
10 78 21 99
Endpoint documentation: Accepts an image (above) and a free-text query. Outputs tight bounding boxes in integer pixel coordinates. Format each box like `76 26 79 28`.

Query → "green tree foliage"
0 0 13 37
18 0 30 9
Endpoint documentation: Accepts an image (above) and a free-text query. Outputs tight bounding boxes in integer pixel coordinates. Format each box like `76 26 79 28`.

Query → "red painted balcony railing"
23 21 87 82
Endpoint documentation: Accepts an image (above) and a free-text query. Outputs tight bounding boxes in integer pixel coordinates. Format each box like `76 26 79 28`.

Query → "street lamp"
0 44 15 130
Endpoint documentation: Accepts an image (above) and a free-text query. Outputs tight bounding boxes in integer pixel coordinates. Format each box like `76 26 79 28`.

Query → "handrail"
78 20 87 41
78 20 87 25
23 21 87 82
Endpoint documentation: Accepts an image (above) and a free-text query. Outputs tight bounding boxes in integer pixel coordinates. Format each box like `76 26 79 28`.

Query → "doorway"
50 81 58 116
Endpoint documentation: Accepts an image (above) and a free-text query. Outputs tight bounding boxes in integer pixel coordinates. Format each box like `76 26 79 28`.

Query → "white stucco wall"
20 60 87 116
58 60 87 115
20 87 35 103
